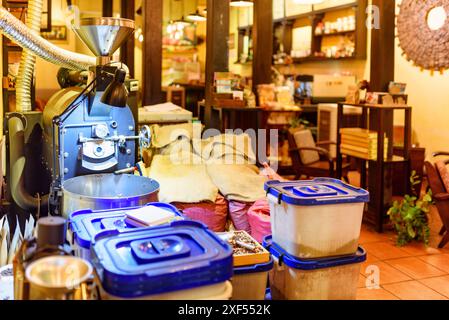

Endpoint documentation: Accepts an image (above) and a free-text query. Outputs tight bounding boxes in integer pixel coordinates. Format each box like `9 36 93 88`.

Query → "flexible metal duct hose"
0 6 95 70
8 116 49 210
16 0 43 112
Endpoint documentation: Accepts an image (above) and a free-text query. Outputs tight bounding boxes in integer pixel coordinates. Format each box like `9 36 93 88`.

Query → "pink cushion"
436 161 449 192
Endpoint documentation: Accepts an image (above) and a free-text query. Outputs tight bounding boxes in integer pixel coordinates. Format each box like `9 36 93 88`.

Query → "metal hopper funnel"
71 17 135 64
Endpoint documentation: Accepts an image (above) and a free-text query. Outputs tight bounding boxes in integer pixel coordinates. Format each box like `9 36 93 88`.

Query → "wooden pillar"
370 0 395 91
120 0 135 78
205 0 230 129
102 0 113 17
368 0 396 232
142 0 163 106
252 0 273 95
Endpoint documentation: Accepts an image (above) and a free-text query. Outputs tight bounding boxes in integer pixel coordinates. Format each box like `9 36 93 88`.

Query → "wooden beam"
252 0 273 95
102 0 113 17
368 0 396 232
370 0 395 91
120 0 135 78
142 0 163 106
205 0 230 128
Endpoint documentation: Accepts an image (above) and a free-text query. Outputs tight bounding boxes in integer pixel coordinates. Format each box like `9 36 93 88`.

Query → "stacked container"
264 178 369 300
91 220 233 300
218 231 273 300
233 260 273 300
68 203 183 260
265 178 369 259
264 236 366 300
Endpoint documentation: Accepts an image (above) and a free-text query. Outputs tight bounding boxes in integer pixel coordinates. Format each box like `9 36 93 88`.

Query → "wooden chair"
166 85 186 109
287 129 350 182
424 161 449 248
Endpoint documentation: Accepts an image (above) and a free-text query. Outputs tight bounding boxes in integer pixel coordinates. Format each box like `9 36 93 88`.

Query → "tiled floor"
357 206 449 300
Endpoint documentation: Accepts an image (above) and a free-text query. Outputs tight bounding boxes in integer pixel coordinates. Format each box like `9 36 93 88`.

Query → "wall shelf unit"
2 0 28 115
236 0 367 66
336 103 413 233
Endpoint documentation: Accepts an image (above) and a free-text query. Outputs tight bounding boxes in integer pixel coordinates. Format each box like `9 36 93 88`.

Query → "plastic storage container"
233 259 273 300
68 203 183 260
264 236 366 300
91 220 234 300
218 231 273 300
265 178 369 259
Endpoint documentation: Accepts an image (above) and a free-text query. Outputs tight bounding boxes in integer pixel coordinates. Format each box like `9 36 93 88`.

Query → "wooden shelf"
336 102 413 233
2 0 33 116
314 29 356 37
237 1 366 67
273 1 359 23
233 61 253 65
291 55 357 63
340 153 406 163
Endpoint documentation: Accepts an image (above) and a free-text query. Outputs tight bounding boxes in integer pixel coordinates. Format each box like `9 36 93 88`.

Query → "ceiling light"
230 0 253 8
187 10 207 22
293 0 324 4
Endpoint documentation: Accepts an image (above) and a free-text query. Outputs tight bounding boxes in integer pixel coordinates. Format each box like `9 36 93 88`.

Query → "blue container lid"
234 258 274 275
263 236 366 270
264 178 369 206
69 203 183 250
91 220 233 298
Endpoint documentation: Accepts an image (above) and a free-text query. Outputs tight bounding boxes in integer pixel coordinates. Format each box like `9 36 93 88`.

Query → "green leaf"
407 225 416 238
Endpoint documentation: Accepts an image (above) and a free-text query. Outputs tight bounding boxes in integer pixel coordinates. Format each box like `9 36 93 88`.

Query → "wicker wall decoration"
397 0 449 72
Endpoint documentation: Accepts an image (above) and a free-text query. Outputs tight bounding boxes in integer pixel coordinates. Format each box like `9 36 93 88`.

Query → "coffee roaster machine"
1 14 159 221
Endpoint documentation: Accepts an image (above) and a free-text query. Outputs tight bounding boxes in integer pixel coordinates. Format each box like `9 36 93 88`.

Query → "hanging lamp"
230 0 253 8
187 0 206 22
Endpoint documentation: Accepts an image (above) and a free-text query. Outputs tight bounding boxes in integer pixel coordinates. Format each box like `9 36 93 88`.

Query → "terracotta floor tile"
358 274 367 288
356 288 399 300
399 242 449 256
385 257 446 280
383 281 448 300
419 276 449 298
419 254 449 273
365 251 380 263
360 261 412 285
362 241 411 261
428 234 449 249
359 227 394 244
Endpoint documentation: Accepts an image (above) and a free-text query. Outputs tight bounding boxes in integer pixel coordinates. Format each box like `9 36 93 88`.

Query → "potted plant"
387 171 433 247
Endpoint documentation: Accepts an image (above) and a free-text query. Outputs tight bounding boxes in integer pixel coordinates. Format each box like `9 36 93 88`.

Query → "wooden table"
213 105 264 132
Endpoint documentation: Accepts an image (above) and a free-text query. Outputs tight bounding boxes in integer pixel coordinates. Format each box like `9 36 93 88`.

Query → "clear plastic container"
264 236 366 300
265 178 369 259
68 203 183 261
232 259 273 300
91 221 233 300
217 231 273 300
98 280 233 300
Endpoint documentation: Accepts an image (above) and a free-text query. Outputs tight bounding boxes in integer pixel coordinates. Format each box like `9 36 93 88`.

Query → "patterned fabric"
173 194 228 232
436 161 449 192
247 199 271 243
293 129 320 165
228 201 252 233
